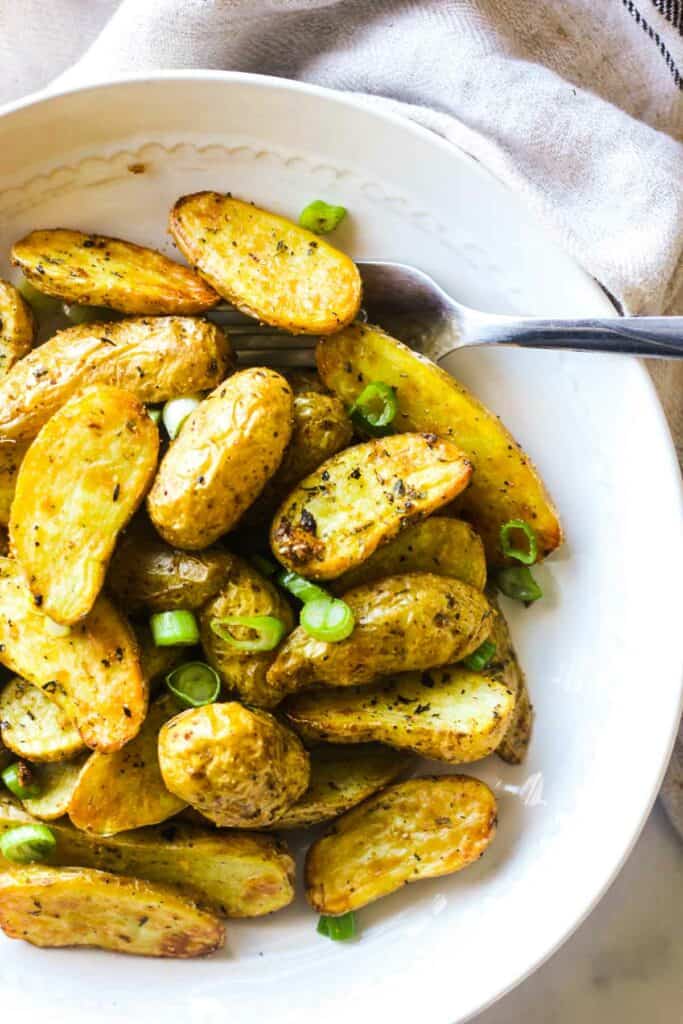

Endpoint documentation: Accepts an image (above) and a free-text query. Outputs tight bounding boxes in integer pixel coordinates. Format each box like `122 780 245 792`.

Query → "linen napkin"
0 0 681 834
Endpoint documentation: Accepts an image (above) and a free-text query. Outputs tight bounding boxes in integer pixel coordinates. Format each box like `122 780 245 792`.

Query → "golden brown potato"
284 370 330 395
159 703 309 827
285 667 514 763
306 775 497 914
271 433 472 580
198 556 295 707
20 755 88 821
0 280 35 377
0 528 7 557
69 694 186 835
0 439 28 527
0 795 295 917
10 386 159 624
0 677 85 762
11 229 219 314
0 557 146 753
133 624 186 689
0 316 232 442
169 192 361 334
147 368 293 549
0 865 225 958
317 324 562 565
267 573 494 693
331 517 486 594
485 589 533 764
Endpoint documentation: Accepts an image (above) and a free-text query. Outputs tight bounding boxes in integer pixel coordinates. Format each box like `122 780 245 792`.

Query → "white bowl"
0 72 681 1024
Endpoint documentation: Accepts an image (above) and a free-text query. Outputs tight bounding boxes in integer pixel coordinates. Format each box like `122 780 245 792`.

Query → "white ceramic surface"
0 73 680 1024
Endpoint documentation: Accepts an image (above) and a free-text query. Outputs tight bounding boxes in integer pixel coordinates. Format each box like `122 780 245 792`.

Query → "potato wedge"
12 229 219 314
485 589 533 764
0 795 295 917
305 775 497 914
331 517 486 594
0 439 28 527
0 316 232 441
285 667 514 763
11 386 159 624
270 433 472 579
148 368 293 549
317 324 562 565
0 279 35 377
267 573 494 693
169 192 361 334
69 694 186 835
0 676 85 762
21 755 89 820
0 557 146 752
198 556 295 707
0 865 225 957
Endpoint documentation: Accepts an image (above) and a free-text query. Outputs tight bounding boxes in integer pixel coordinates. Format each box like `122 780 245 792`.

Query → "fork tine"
229 333 317 351
235 348 317 368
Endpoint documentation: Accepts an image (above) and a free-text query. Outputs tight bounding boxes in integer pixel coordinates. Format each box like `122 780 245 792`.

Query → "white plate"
0 72 681 1024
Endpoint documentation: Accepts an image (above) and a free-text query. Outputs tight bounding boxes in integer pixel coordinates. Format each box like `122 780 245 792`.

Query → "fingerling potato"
10 386 159 624
169 192 361 334
148 368 293 549
0 440 28 527
267 573 494 692
270 433 472 579
305 775 497 914
0 677 85 762
20 755 89 821
0 865 225 958
485 589 533 764
0 279 35 377
134 624 186 689
12 229 219 314
317 324 562 565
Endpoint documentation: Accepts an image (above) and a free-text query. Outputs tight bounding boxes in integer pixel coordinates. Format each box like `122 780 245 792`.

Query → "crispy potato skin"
169 192 361 334
285 667 514 763
10 386 159 624
267 572 494 693
0 795 295 917
0 557 146 752
331 516 486 594
148 368 293 549
0 865 225 957
0 440 28 527
485 589 533 764
0 316 232 442
0 677 85 762
21 755 88 821
159 703 310 827
198 556 295 707
11 229 219 314
0 280 35 377
271 433 472 580
317 324 562 565
305 775 498 914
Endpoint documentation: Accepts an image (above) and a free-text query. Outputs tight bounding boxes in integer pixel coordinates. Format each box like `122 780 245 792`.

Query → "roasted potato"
267 573 494 693
0 439 28 527
148 368 293 549
134 624 186 689
270 433 472 579
284 370 330 395
0 677 85 762
0 557 146 752
0 795 295 917
198 556 295 707
20 755 89 821
285 667 514 763
0 279 35 377
0 316 232 441
158 703 310 827
169 192 361 334
317 324 562 565
69 694 186 835
331 516 486 594
485 589 533 764
305 775 498 914
0 527 7 557
12 229 219 314
10 386 159 624
0 865 225 958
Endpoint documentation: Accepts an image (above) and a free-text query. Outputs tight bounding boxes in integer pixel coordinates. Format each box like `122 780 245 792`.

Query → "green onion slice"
300 597 355 643
462 639 496 672
2 761 41 800
150 609 200 647
317 911 357 941
146 406 162 426
210 615 286 652
496 566 543 604
17 278 62 317
0 824 56 864
276 569 329 605
349 381 398 437
162 394 202 440
165 662 220 709
62 303 117 324
299 200 347 235
250 553 278 577
499 519 538 565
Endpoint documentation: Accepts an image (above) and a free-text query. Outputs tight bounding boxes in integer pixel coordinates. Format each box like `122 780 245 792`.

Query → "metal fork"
208 259 683 367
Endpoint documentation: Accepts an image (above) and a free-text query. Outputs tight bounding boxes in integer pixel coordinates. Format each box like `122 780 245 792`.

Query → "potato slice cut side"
0 676 85 762
21 755 89 820
0 439 28 527
0 279 35 378
485 589 533 764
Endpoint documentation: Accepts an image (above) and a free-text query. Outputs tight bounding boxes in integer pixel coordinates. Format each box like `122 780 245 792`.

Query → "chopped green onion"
0 824 56 864
499 519 538 565
496 566 543 604
301 597 355 643
150 609 200 647
62 303 115 324
2 761 41 800
146 406 162 425
17 278 62 316
165 661 220 709
349 381 398 437
250 553 278 577
210 615 286 652
162 394 201 440
299 200 347 235
276 569 329 605
462 639 496 672
317 911 356 941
